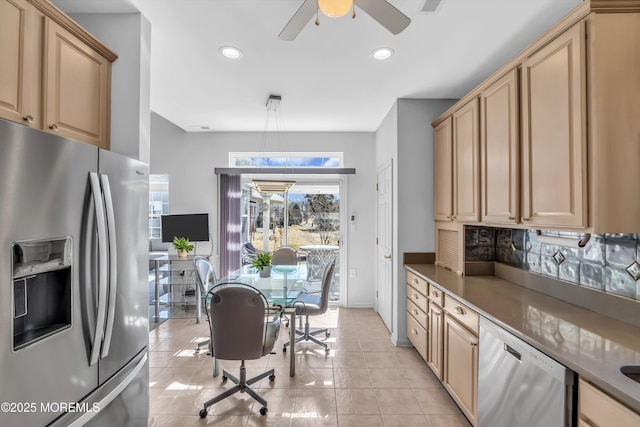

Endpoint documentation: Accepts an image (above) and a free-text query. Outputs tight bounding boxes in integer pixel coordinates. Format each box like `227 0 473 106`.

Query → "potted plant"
251 252 272 278
172 236 194 259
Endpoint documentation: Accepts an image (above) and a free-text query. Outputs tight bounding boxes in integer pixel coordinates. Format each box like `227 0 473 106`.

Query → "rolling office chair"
199 283 282 418
271 246 299 327
283 258 336 354
271 246 298 272
194 256 217 354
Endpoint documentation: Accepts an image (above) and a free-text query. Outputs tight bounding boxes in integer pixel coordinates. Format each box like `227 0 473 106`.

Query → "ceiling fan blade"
279 0 317 41
357 0 411 35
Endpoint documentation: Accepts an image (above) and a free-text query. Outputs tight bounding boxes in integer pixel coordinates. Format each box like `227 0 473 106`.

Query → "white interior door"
376 161 393 332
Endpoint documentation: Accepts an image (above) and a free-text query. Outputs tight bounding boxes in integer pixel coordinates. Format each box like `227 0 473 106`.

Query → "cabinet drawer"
407 311 427 360
407 284 428 313
427 285 444 307
579 378 640 427
407 298 428 330
407 271 428 296
444 294 479 335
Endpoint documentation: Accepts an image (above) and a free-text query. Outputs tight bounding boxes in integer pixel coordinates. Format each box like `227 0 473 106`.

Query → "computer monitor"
161 214 210 242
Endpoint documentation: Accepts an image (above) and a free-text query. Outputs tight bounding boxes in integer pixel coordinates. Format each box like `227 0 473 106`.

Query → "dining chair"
193 256 217 353
271 246 298 327
199 283 282 418
271 246 298 272
283 258 335 354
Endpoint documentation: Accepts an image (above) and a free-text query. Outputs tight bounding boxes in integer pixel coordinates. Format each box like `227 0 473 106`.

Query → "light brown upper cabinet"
452 98 480 223
480 69 519 225
433 2 640 233
434 117 453 222
521 23 587 229
0 0 41 128
0 0 116 149
44 19 111 149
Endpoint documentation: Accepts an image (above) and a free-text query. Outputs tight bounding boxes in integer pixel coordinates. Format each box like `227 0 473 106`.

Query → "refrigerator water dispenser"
12 237 72 351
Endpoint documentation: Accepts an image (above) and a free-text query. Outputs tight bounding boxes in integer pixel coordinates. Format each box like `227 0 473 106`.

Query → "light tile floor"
147 308 471 427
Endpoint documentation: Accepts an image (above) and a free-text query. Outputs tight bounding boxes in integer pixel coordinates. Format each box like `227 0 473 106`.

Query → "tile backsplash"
465 226 640 301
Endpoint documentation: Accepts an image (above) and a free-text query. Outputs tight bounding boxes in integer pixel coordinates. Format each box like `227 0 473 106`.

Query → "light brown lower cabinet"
427 302 443 381
579 378 640 427
443 312 478 426
407 311 427 361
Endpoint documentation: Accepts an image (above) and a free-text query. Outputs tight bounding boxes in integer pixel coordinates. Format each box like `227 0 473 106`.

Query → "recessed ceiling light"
219 46 243 59
371 47 394 60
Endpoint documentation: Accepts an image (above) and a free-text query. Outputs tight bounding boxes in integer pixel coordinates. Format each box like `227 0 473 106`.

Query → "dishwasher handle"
504 343 522 362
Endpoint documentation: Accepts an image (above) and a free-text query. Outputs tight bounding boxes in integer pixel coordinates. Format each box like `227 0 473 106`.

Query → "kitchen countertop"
405 263 640 413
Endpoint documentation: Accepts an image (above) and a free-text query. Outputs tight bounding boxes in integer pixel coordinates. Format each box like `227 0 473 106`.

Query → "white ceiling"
53 0 582 132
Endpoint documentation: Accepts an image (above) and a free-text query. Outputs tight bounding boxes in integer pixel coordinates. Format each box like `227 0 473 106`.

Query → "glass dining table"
198 264 308 377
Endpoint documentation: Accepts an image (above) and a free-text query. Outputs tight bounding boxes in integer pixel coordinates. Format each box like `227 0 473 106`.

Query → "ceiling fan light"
318 0 353 18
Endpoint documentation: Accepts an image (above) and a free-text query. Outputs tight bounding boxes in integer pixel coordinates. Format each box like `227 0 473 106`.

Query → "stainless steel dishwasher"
478 317 575 427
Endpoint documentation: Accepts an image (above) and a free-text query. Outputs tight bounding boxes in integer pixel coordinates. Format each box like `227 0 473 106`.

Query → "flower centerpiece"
251 252 272 278
172 236 194 259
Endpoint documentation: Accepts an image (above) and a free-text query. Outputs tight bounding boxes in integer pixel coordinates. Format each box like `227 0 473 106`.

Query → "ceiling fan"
279 0 411 41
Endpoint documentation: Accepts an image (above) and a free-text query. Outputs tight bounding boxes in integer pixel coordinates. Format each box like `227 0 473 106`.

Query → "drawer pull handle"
431 291 438 297
455 306 465 315
413 309 419 315
413 294 419 300
49 124 59 131
411 328 418 335
23 115 34 123
521 217 530 222
412 279 418 284
508 216 515 221
470 342 478 347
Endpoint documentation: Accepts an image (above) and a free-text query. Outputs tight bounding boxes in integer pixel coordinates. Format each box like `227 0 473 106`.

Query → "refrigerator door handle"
89 172 108 366
100 174 117 359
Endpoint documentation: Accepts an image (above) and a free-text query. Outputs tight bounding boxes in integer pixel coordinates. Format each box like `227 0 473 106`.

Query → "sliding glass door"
241 182 341 303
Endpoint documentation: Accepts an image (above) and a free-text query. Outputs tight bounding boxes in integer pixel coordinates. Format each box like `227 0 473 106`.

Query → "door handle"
504 343 522 362
89 172 108 366
100 174 117 359
384 254 391 259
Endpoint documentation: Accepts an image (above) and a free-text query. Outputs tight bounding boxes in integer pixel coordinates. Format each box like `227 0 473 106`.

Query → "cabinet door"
43 18 110 149
0 0 40 127
453 98 480 222
521 23 587 228
434 117 453 221
427 303 444 381
481 69 519 224
443 314 478 425
579 378 640 427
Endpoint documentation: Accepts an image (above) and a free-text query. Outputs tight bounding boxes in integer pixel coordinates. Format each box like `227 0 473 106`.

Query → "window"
149 175 169 239
229 152 343 168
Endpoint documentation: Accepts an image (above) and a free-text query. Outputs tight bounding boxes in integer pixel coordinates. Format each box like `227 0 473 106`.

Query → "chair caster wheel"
325 348 330 354
269 374 276 382
282 346 287 353
199 409 207 418
222 376 228 382
285 322 289 327
325 331 330 337
260 407 268 415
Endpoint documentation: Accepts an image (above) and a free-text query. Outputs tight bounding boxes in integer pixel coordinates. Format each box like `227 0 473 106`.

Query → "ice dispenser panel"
12 238 72 351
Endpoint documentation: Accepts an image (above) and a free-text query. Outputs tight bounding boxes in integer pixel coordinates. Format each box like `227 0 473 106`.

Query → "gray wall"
376 98 457 345
150 113 377 307
70 13 151 162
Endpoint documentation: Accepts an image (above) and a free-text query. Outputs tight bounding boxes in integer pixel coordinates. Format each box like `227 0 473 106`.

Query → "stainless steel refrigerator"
0 118 149 426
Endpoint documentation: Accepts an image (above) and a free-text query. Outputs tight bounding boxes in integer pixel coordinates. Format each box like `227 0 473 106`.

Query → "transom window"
229 152 343 168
